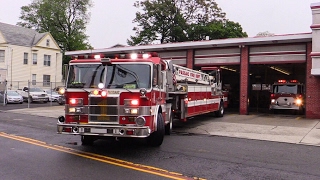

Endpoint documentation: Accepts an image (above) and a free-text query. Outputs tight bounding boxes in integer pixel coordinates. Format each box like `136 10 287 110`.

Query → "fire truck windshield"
67 64 151 89
106 64 151 89
67 64 104 88
273 85 303 94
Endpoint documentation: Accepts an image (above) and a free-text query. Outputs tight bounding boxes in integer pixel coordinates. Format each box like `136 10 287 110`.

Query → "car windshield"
46 90 59 95
67 63 151 89
29 87 44 92
7 91 20 96
273 85 302 94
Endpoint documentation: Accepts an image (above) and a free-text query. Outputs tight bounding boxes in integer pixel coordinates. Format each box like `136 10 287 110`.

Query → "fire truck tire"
81 135 95 146
215 102 224 117
146 113 165 147
165 113 173 135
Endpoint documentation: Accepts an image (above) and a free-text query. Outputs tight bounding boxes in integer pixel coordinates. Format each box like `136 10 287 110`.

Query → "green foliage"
17 0 93 64
128 0 247 45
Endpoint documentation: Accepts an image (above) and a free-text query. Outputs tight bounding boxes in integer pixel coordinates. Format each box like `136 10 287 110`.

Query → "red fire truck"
57 51 225 146
269 79 305 113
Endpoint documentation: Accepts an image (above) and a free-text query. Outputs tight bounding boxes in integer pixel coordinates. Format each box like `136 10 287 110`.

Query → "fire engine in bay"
57 51 225 146
269 79 305 114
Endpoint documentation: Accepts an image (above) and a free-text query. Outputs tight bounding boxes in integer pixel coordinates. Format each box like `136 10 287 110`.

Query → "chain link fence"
8 81 65 91
1 80 65 107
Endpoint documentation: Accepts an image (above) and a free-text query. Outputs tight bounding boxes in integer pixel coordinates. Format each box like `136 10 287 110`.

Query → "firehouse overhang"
65 33 312 56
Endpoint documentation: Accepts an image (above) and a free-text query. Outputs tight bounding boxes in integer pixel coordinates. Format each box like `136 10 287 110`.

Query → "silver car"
1 90 23 104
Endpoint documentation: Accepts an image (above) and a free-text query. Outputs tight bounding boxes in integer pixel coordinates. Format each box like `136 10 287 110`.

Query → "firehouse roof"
65 33 312 56
0 22 47 46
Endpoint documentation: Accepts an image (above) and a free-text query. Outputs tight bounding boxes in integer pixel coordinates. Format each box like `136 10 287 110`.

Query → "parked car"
53 86 66 105
45 89 61 102
57 95 65 105
18 87 49 103
0 90 23 104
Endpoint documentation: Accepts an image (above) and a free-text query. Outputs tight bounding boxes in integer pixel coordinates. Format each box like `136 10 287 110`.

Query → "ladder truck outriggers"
57 51 225 147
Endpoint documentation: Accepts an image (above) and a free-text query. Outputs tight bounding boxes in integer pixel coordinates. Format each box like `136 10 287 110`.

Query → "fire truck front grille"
89 96 118 123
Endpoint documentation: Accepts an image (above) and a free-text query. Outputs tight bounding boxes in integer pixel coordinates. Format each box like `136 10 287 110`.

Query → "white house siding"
8 44 62 90
0 32 5 43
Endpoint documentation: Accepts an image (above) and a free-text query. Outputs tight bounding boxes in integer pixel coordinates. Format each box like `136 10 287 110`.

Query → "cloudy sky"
0 0 319 49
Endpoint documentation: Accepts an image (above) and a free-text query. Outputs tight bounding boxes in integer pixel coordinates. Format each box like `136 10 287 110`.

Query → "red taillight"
131 99 139 105
271 94 275 98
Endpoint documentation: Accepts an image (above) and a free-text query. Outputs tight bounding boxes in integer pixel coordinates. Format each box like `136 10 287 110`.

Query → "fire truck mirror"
152 64 158 87
158 65 163 88
63 64 69 82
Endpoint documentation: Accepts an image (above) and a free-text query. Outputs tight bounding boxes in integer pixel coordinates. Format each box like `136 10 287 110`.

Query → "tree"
128 0 247 45
255 31 275 37
17 0 93 64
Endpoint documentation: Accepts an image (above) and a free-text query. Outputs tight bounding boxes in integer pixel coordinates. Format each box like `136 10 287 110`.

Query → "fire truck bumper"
269 105 301 110
57 123 151 138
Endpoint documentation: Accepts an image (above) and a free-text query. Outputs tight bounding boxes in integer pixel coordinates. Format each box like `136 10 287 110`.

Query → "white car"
45 90 61 102
18 87 49 103
0 90 23 104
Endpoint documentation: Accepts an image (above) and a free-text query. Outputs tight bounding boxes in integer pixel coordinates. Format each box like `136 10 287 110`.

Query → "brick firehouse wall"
239 46 249 115
306 42 320 118
186 49 194 69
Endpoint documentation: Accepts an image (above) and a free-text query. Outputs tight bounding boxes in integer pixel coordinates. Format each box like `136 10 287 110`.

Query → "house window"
44 55 51 66
43 75 50 86
24 53 28 64
0 50 4 62
32 53 37 65
46 39 50 47
32 74 36 85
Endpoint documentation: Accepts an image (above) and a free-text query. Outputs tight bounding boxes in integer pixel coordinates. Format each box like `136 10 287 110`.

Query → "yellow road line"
0 132 203 180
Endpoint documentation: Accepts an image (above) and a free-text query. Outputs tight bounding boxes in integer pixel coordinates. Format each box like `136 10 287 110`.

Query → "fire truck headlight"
98 83 104 89
69 107 82 113
296 99 302 105
271 99 276 104
135 116 146 126
131 108 138 114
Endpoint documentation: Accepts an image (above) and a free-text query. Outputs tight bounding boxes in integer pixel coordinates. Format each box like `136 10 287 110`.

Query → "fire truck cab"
57 51 225 147
269 79 305 114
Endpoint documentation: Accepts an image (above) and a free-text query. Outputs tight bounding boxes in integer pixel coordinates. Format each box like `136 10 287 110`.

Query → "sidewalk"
4 106 320 146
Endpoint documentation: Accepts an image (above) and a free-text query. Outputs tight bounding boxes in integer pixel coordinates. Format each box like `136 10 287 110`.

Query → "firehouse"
57 52 225 146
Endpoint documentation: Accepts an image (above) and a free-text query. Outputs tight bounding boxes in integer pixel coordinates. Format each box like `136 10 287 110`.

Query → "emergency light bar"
277 79 299 83
71 52 158 60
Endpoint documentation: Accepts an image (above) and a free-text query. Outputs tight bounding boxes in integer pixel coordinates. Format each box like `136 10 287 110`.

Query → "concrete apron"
4 106 320 146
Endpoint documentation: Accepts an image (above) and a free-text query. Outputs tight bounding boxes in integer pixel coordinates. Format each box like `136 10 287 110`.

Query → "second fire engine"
269 79 305 113
57 51 225 146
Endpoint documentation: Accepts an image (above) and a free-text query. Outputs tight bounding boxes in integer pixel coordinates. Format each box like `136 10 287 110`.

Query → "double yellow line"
0 132 205 180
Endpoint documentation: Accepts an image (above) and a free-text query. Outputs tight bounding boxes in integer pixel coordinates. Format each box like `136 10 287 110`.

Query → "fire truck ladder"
172 64 210 85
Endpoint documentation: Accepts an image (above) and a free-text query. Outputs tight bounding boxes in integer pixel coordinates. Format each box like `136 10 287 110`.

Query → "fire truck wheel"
81 135 95 146
165 113 173 135
146 113 165 147
215 102 224 117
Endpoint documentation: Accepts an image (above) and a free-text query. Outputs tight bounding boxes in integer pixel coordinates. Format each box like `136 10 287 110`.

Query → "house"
0 22 63 90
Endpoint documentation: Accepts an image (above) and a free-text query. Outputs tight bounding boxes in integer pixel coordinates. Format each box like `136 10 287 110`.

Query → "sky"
0 0 319 49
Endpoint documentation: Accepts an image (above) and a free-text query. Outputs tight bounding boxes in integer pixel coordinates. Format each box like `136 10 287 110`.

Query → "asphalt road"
1 110 320 180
